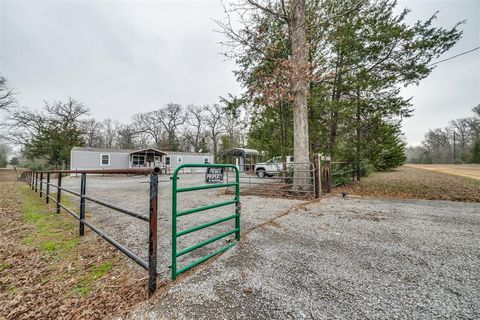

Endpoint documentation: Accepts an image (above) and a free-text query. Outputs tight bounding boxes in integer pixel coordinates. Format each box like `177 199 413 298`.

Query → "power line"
428 46 480 67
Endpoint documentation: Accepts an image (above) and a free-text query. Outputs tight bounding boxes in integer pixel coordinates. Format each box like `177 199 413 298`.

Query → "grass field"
338 165 480 202
405 164 480 180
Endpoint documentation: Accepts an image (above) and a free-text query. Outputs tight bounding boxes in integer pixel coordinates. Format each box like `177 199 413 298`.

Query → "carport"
221 148 261 172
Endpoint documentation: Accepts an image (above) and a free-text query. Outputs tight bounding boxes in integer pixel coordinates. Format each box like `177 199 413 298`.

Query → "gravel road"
129 196 480 320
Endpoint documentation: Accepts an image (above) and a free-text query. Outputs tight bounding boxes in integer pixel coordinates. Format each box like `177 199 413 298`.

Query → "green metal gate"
171 164 240 280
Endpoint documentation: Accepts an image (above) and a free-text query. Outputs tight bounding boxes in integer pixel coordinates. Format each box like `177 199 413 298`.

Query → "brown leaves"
0 183 147 320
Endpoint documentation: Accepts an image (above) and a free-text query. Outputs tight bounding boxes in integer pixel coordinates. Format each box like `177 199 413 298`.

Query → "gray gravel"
61 174 302 279
128 196 480 320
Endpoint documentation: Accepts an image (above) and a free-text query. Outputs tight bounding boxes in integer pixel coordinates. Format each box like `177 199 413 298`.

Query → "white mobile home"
70 147 214 171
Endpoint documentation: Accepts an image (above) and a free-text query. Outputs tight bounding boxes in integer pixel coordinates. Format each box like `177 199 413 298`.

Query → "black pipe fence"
19 168 159 295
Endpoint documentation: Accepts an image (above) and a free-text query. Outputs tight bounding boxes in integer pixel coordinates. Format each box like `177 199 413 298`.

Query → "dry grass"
404 164 480 180
337 165 480 202
0 182 149 320
0 169 19 182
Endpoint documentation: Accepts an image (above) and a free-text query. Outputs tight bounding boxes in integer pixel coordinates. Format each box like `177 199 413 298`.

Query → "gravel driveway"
129 196 480 320
61 174 303 279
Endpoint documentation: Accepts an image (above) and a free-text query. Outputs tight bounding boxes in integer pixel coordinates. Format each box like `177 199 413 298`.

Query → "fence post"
321 156 332 193
235 167 241 241
30 172 33 189
314 154 321 198
39 172 43 197
148 171 158 295
35 172 38 192
56 173 62 214
79 173 86 236
46 173 50 204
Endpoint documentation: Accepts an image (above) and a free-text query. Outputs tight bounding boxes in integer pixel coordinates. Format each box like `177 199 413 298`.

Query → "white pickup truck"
254 156 294 178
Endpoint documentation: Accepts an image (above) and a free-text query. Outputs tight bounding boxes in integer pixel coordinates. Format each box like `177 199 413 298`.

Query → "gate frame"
171 163 240 281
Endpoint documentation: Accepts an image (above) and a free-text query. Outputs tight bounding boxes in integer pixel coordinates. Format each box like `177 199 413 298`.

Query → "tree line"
0 89 249 169
406 105 480 164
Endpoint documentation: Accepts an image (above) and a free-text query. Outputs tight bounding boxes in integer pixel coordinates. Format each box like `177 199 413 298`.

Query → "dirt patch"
336 166 480 202
0 182 148 320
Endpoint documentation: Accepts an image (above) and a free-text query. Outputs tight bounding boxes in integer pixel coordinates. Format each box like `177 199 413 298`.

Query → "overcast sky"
1 0 479 146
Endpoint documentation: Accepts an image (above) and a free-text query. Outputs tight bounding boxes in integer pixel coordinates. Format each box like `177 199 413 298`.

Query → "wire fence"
224 163 316 199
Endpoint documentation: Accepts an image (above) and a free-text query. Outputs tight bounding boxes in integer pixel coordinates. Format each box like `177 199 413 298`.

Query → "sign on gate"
205 167 224 183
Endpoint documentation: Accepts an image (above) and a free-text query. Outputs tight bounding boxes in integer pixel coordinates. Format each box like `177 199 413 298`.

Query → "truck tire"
256 168 266 178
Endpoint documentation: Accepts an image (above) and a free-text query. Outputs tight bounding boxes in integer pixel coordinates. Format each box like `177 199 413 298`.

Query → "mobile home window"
177 156 183 163
100 154 110 166
204 157 210 164
165 156 171 166
132 155 145 166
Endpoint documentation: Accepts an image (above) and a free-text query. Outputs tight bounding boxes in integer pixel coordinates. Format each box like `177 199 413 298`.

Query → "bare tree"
183 105 206 152
81 118 104 147
117 124 137 149
450 118 471 160
3 98 88 168
101 118 121 148
0 76 16 111
423 128 452 163
473 104 480 118
131 111 164 148
2 108 46 146
204 104 225 160
45 97 89 128
158 103 186 151
0 143 11 168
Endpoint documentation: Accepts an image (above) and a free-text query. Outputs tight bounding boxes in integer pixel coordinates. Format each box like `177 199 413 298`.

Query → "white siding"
166 153 214 171
71 151 130 170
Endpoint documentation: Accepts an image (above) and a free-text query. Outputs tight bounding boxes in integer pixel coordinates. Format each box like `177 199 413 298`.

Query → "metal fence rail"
228 162 315 198
331 162 357 188
19 168 159 295
171 163 240 281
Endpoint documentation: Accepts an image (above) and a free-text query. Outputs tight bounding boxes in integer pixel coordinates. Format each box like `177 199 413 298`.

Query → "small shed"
221 148 261 172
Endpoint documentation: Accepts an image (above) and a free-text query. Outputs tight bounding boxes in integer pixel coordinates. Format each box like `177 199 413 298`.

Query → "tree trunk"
329 52 343 157
212 137 218 163
290 0 310 189
355 88 361 181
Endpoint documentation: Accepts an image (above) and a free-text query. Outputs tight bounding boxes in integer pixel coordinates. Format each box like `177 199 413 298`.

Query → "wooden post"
321 155 331 193
314 153 321 198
